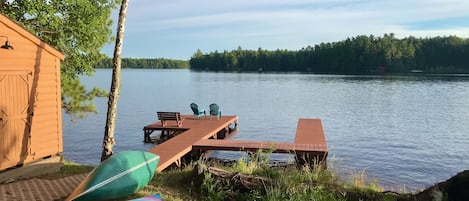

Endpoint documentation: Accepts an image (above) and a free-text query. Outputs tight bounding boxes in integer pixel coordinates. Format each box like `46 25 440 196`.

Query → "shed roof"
0 13 65 61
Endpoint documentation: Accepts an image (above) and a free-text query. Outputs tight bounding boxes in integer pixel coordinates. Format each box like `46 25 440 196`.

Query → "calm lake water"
63 69 469 191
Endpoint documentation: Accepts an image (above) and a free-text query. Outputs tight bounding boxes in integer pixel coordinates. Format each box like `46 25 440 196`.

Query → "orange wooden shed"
0 14 65 171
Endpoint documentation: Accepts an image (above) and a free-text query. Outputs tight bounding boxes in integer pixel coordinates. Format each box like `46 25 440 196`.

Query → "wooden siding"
0 14 64 60
0 14 64 171
29 56 62 161
0 72 31 169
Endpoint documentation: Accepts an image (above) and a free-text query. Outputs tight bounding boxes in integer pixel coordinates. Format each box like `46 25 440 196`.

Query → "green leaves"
61 76 108 120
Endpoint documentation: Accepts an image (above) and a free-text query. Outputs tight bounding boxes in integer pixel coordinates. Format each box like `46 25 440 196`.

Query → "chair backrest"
209 103 219 115
190 103 199 115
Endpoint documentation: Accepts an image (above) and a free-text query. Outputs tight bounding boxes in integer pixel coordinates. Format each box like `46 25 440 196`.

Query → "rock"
415 170 469 201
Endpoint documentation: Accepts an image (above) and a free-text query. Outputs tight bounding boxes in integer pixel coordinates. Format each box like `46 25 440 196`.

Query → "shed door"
0 71 32 170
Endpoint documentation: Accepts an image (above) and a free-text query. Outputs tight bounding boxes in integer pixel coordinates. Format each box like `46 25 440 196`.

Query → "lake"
63 69 469 191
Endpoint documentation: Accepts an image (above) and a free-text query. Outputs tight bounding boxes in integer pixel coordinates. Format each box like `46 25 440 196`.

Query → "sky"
101 0 469 60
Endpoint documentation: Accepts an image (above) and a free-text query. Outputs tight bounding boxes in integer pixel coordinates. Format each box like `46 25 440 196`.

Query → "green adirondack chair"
209 103 221 120
190 103 206 118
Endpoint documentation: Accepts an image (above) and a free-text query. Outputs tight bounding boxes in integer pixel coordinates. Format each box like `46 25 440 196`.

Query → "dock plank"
147 115 238 172
294 119 327 150
193 139 328 153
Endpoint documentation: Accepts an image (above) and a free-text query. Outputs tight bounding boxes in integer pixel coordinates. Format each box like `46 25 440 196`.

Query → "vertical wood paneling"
0 14 64 170
0 73 30 170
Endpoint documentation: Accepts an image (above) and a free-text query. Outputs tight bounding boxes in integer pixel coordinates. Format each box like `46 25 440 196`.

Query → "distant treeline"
95 58 189 69
189 34 469 74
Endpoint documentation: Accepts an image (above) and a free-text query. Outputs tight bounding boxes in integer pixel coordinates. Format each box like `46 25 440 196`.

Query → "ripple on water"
63 70 469 190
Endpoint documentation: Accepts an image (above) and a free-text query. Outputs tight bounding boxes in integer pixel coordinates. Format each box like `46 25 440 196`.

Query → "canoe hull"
67 151 159 201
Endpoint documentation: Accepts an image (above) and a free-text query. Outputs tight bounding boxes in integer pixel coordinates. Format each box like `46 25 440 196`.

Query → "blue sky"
102 0 469 60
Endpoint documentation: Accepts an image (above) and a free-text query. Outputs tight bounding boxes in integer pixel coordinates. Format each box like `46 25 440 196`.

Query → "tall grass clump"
198 150 350 201
201 171 226 201
338 168 383 193
229 149 272 174
198 149 402 201
262 163 347 201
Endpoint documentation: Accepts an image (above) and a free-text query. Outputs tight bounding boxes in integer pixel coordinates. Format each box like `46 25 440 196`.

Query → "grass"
193 150 399 201
38 155 409 201
37 160 94 180
215 149 420 201
130 169 199 201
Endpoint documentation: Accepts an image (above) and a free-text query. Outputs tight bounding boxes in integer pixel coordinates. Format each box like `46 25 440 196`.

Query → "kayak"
66 151 159 201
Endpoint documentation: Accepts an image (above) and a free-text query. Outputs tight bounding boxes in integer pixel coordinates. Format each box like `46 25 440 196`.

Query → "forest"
189 34 469 74
95 57 189 69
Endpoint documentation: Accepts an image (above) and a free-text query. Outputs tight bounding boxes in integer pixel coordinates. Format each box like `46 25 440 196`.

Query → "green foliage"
264 185 347 201
202 160 348 201
196 151 407 201
61 77 108 120
143 168 199 201
201 172 226 201
230 157 253 173
229 149 272 174
1 0 119 118
344 170 383 192
95 57 189 69
190 34 469 74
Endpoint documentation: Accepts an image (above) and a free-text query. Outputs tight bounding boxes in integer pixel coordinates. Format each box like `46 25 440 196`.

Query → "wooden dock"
193 119 328 165
193 139 327 154
146 116 327 172
146 115 238 172
294 119 328 165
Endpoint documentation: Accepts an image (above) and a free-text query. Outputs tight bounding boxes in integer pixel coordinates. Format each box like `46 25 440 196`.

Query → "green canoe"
66 151 159 201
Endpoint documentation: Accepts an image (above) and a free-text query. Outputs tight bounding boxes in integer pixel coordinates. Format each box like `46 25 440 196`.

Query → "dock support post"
143 129 154 143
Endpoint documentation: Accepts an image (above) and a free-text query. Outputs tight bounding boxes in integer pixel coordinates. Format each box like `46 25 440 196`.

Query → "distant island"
95 58 189 69
190 33 469 74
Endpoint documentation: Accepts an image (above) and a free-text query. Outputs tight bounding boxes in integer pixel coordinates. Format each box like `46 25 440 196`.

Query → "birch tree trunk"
101 0 129 162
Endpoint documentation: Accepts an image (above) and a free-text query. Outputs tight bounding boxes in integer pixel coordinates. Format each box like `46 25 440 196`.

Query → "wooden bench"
157 112 183 127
